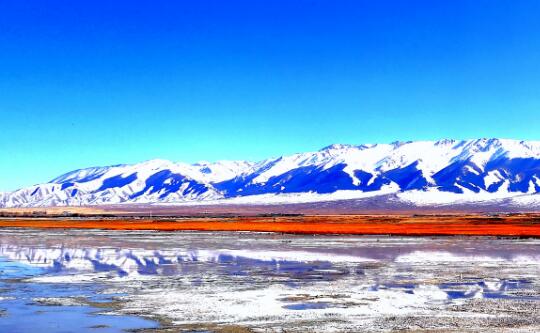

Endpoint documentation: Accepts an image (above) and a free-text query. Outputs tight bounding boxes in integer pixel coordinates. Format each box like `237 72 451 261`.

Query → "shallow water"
0 252 158 333
1 229 540 331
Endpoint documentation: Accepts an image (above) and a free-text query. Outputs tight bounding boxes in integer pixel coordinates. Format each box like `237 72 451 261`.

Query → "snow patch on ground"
396 251 507 263
510 193 540 207
161 185 400 206
396 186 530 206
396 251 540 266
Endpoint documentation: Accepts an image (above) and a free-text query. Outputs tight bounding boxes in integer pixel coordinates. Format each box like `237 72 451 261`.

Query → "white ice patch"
395 251 508 263
120 282 451 327
395 251 540 265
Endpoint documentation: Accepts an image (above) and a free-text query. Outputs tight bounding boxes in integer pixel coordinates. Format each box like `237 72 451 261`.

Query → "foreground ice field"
2 229 540 332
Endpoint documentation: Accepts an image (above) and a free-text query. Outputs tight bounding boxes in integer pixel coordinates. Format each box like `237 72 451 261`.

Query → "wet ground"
1 229 540 332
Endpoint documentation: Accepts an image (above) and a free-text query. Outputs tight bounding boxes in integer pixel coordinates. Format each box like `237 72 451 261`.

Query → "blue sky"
1 1 540 191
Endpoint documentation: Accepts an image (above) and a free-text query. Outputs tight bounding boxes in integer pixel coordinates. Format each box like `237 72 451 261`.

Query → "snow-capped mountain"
2 138 540 208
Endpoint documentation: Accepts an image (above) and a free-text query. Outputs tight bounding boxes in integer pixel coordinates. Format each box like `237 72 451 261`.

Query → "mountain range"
2 138 540 209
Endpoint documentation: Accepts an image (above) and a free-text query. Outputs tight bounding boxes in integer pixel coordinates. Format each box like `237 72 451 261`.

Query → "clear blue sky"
1 1 540 191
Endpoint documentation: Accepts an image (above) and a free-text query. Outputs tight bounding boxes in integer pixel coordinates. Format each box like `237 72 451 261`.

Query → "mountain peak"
320 143 356 151
390 140 413 148
434 139 458 146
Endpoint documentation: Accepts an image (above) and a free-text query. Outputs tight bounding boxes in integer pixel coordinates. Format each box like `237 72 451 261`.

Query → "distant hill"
2 138 540 210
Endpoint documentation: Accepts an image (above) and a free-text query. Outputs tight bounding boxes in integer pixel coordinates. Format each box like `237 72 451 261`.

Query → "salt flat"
2 229 540 332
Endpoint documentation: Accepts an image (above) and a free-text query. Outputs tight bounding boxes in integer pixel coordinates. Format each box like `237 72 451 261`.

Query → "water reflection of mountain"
0 244 363 279
3 243 536 304
3 229 540 281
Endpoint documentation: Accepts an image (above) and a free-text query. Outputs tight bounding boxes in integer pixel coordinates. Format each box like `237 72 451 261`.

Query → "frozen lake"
2 229 540 332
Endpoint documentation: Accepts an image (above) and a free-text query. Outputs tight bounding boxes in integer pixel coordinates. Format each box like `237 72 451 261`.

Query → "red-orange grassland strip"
1 215 540 237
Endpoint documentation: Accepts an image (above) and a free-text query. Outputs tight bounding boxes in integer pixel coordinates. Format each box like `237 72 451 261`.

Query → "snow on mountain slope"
2 138 540 208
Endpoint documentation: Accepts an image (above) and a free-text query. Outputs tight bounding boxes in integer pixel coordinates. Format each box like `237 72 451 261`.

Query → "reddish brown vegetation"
2 214 540 236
